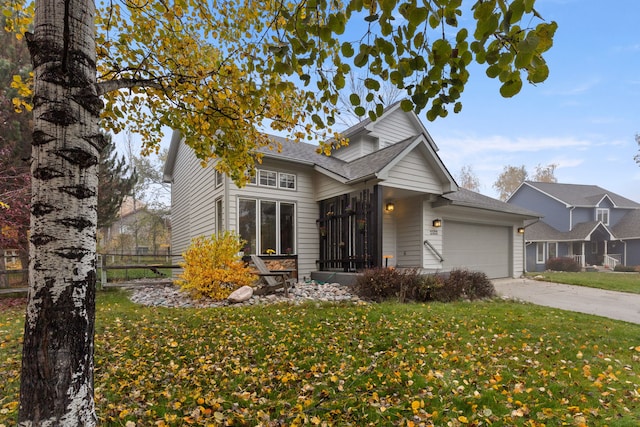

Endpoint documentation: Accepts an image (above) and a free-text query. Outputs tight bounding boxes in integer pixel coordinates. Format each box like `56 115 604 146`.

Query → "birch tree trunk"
19 0 103 424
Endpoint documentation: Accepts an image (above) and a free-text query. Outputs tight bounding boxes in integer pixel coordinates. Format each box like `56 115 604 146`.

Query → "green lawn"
528 271 640 294
1 290 639 426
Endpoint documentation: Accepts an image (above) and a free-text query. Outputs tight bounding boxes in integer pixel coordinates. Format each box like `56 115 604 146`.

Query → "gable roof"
264 133 456 187
164 107 456 189
329 100 441 153
516 181 640 208
434 188 540 218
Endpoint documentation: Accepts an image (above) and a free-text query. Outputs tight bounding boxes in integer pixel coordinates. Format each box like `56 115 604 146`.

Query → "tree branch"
95 78 163 96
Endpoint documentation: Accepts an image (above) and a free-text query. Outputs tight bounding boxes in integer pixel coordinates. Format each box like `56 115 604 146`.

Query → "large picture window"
238 198 295 255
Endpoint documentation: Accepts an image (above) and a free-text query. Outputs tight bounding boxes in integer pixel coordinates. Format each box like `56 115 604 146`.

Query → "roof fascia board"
313 165 349 183
527 182 572 207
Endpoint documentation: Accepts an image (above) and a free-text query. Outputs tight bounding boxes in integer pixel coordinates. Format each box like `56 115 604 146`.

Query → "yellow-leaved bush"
177 231 256 301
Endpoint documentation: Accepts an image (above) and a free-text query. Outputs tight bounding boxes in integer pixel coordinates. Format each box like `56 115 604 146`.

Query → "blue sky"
425 0 640 201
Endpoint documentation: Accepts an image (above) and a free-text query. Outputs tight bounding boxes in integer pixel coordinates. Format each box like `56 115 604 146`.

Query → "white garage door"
443 221 511 278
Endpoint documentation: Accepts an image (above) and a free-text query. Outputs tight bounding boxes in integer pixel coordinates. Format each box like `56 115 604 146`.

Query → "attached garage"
443 221 512 278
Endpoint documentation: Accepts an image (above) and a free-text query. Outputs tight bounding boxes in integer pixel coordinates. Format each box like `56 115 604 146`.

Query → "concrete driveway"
492 278 640 325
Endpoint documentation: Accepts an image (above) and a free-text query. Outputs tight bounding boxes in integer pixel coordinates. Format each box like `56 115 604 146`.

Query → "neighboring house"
163 104 539 282
507 181 640 272
99 196 171 256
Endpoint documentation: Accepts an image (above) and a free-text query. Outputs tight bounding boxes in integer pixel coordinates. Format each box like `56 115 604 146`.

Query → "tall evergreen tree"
97 135 137 229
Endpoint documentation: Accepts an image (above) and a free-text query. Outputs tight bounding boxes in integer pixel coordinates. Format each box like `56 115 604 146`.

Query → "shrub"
407 274 445 302
352 268 423 303
430 269 495 302
613 264 638 272
177 232 256 300
545 257 581 272
352 268 494 303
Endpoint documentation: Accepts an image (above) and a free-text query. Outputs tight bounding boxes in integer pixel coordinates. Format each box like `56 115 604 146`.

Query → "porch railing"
572 254 585 267
603 254 621 269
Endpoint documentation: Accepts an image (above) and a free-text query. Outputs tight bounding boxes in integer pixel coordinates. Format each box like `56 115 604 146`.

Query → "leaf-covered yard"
1 290 639 426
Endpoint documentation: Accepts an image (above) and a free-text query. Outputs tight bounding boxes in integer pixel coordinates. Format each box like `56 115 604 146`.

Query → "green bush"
353 268 494 303
545 257 581 272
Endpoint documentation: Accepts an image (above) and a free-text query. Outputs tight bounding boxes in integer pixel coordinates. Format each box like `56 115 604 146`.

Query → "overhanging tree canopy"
2 0 556 424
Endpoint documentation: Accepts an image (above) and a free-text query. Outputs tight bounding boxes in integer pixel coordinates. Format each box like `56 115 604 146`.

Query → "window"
238 199 257 254
259 170 277 187
215 198 223 234
596 208 609 225
247 170 257 185
548 242 557 259
279 172 296 189
238 198 295 255
215 170 223 188
536 242 545 264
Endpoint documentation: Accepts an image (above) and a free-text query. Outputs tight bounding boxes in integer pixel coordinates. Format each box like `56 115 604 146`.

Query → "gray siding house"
507 181 640 272
163 104 539 281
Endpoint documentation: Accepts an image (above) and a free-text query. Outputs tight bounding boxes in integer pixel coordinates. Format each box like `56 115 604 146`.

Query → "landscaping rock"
228 286 253 303
128 280 363 308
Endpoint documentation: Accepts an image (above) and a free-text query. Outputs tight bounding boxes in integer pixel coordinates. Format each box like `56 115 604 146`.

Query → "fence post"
97 254 107 289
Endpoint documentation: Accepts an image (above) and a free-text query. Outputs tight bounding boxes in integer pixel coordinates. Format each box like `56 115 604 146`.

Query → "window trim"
536 242 545 264
278 172 296 190
237 197 296 255
215 197 223 234
258 170 278 187
548 242 557 259
596 208 609 225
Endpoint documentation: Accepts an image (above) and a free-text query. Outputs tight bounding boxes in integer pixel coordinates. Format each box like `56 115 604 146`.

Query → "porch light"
385 202 395 212
432 219 442 228
517 227 525 234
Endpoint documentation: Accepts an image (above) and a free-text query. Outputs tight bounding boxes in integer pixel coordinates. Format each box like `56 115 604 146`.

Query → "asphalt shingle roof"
524 182 640 208
611 210 640 239
264 134 420 182
438 188 541 217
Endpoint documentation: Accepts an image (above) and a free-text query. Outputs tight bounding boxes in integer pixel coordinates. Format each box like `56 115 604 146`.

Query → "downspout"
519 219 540 275
569 206 575 230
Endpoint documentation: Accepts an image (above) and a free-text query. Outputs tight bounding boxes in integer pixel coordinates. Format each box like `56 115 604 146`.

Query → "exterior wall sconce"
517 227 525 234
432 219 442 228
385 202 395 212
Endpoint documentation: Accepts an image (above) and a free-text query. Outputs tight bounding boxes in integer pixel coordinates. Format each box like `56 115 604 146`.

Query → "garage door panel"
443 221 510 278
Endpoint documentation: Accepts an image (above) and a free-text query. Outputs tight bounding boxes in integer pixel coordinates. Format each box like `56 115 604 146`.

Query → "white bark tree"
19 0 102 425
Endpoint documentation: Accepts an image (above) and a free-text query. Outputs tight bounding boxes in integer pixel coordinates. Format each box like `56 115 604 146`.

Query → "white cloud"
542 78 600 96
437 134 593 156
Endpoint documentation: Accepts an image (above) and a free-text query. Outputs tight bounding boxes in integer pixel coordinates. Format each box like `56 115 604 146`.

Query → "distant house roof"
611 210 640 240
434 188 541 218
524 215 640 242
516 182 640 208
